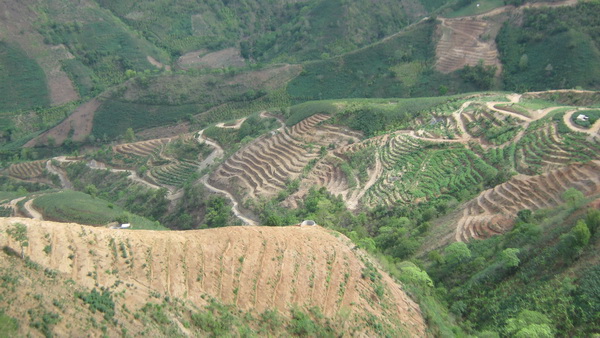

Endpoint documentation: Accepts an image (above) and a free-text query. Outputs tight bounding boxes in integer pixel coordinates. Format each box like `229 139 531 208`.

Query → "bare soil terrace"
0 218 426 337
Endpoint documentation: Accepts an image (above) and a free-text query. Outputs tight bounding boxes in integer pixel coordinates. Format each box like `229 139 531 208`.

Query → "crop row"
7 160 46 179
516 122 600 174
456 160 600 241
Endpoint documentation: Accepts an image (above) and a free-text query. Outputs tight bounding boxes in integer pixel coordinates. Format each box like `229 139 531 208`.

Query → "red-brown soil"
0 0 79 105
25 99 100 147
435 17 502 74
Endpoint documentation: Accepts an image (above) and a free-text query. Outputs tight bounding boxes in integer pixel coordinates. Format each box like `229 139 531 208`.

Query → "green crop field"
32 191 165 229
445 0 505 18
0 42 50 112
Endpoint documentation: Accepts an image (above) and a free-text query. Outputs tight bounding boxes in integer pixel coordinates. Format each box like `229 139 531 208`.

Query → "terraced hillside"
6 160 46 179
113 137 172 157
515 119 600 174
435 17 501 73
0 218 426 337
455 160 600 242
209 113 361 200
364 135 497 208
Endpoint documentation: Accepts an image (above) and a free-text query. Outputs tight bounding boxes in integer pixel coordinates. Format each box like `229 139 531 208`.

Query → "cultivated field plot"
458 104 524 144
0 219 427 336
113 137 172 158
364 136 497 208
515 121 600 175
6 160 47 179
209 114 362 200
455 160 600 241
435 17 500 73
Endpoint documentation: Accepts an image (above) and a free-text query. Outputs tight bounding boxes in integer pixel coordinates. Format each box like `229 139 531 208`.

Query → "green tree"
501 248 520 268
124 127 136 143
559 220 591 258
585 208 600 236
6 222 29 258
85 184 98 198
504 310 554 338
562 188 584 208
444 242 471 266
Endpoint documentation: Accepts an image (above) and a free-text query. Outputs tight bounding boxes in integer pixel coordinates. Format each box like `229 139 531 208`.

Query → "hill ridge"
0 217 426 336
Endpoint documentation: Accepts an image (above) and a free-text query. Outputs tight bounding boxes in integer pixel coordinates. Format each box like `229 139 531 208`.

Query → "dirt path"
200 176 257 225
196 130 257 225
45 160 73 189
23 199 43 220
345 154 383 210
215 117 247 129
452 101 475 140
146 56 171 71
563 109 600 137
1 197 26 217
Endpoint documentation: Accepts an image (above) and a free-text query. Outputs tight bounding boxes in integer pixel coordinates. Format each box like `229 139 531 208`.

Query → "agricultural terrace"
455 160 600 241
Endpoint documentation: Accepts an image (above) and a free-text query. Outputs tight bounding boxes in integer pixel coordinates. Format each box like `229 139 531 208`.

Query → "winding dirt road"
23 199 43 220
196 130 258 225
45 160 73 189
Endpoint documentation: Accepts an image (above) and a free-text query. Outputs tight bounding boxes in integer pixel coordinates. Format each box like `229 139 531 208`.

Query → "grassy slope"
497 2 600 91
0 42 50 112
31 190 165 229
287 19 478 102
94 0 423 62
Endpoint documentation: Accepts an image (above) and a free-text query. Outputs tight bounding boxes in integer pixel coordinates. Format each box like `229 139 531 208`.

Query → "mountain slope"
0 218 426 336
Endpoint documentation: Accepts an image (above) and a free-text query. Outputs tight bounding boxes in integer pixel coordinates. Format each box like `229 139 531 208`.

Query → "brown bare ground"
435 16 503 74
177 48 246 69
25 99 100 147
147 55 171 71
0 218 426 337
0 0 79 105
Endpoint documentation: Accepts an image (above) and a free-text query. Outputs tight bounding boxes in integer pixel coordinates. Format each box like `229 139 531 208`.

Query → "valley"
1 0 600 336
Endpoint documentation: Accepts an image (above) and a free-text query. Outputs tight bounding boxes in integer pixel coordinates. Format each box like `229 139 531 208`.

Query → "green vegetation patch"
0 42 50 112
96 0 414 62
498 3 600 91
38 9 168 91
331 96 460 136
445 0 505 18
285 101 341 127
32 190 158 228
204 113 279 151
287 20 442 101
572 109 600 128
0 311 18 336
76 288 115 321
92 100 200 140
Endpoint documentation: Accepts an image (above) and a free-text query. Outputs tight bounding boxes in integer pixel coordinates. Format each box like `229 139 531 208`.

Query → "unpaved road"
46 160 73 189
563 109 600 137
23 199 43 220
196 130 258 225
215 118 247 129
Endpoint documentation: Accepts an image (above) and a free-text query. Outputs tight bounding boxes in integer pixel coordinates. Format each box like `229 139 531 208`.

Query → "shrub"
76 288 115 320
